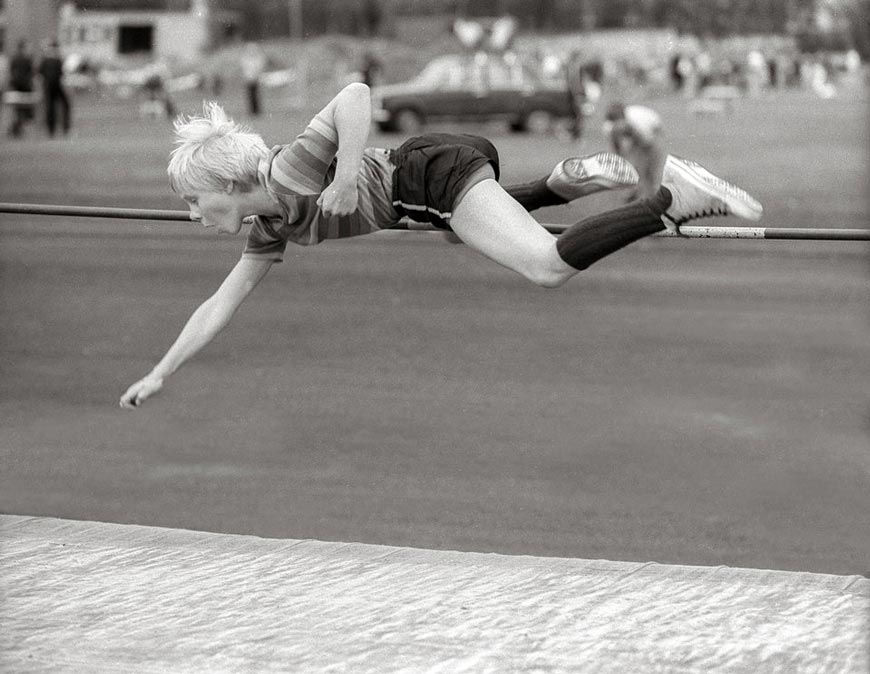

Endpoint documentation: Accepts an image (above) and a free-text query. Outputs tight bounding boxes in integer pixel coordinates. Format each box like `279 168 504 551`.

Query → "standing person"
38 40 71 137
141 60 176 120
669 53 684 92
603 102 665 201
564 53 587 141
8 40 35 138
240 42 267 116
120 83 762 409
677 54 697 98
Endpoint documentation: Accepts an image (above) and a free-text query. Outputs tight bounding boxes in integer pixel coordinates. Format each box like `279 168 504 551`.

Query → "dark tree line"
454 0 865 46
216 0 868 55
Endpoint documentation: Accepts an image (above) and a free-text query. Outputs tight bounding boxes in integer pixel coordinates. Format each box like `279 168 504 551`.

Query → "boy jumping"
120 83 761 409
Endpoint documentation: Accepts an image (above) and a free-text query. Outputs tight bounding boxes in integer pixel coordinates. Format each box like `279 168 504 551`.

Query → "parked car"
371 54 575 134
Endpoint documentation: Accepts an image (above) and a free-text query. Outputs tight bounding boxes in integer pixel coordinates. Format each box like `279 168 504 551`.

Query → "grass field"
1 78 868 576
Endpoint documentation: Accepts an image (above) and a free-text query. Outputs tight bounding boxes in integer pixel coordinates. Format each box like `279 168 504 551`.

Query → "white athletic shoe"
546 152 639 200
661 155 763 232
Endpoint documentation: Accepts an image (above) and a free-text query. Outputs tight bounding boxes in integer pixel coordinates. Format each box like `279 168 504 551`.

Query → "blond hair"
167 102 269 194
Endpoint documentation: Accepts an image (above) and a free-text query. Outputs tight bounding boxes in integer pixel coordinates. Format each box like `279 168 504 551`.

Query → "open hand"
119 374 164 409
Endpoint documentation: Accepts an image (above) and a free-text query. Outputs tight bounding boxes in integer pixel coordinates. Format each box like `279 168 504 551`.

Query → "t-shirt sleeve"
242 216 288 262
266 111 338 197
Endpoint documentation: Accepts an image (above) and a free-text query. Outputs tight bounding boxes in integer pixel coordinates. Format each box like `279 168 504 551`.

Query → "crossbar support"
1 202 868 241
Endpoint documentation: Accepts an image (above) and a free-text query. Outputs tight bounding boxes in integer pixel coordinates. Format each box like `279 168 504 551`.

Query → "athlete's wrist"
331 172 358 189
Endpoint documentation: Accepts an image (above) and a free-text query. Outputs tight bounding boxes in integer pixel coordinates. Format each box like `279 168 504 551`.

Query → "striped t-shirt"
242 112 398 261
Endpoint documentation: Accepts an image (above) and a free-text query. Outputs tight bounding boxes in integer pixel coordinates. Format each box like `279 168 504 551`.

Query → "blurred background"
0 0 866 130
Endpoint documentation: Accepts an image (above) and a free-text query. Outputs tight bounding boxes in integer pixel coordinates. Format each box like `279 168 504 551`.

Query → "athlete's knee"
522 265 572 288
522 242 579 287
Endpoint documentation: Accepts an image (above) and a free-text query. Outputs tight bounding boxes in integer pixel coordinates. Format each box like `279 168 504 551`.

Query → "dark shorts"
390 133 500 229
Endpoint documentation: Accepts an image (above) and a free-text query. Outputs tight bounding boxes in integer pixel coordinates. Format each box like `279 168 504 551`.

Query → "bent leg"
449 179 578 288
451 179 673 283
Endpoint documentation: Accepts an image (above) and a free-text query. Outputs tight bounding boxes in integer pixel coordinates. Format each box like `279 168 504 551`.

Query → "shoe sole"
548 152 639 199
667 156 763 221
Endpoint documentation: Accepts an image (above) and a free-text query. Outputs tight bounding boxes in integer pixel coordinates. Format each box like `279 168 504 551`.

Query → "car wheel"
394 108 424 134
524 110 553 135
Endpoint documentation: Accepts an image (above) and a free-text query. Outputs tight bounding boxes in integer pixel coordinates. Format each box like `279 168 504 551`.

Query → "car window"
445 64 466 89
416 59 455 88
413 55 563 92
520 63 540 85
416 58 461 89
462 55 487 90
487 59 515 87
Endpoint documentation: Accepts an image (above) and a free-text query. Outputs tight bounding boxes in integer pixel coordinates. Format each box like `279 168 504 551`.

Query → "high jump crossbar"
1 202 868 241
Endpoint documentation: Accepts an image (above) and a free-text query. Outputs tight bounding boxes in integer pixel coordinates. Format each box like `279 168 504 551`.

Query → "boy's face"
181 186 246 235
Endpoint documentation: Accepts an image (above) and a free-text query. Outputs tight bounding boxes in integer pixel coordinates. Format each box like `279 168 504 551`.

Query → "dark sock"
555 187 672 270
505 177 567 212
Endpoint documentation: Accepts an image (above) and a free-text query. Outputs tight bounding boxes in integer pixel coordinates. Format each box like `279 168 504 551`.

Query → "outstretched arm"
119 256 274 409
315 82 372 217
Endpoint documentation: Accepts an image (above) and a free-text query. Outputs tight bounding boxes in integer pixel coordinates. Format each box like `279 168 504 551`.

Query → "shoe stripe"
595 152 638 184
547 153 639 199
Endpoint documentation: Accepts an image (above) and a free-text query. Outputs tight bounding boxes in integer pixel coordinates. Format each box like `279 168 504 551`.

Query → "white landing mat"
1 515 867 673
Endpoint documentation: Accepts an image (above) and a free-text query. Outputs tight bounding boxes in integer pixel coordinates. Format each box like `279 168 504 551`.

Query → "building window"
118 24 153 54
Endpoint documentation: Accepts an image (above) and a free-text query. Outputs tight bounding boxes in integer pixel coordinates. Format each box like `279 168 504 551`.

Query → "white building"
59 0 239 64
2 0 239 64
